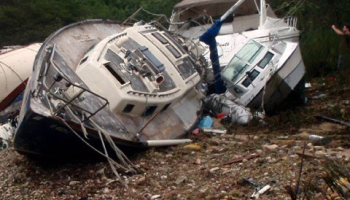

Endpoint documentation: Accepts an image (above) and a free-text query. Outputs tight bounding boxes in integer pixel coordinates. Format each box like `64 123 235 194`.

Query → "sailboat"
13 20 204 157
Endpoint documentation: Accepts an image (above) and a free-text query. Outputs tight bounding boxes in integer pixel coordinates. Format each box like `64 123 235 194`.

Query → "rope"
59 106 138 187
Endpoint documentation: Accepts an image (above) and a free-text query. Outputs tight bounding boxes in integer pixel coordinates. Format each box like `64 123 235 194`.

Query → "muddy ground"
1 73 350 200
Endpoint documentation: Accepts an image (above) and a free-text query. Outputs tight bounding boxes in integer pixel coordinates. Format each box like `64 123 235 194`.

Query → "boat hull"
13 20 203 157
247 45 305 113
0 44 41 111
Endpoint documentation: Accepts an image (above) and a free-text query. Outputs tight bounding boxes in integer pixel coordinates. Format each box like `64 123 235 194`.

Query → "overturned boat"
169 0 300 79
221 36 305 113
14 20 204 157
170 0 305 114
0 43 41 111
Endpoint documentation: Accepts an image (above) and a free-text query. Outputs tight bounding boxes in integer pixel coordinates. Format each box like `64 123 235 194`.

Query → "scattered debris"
183 144 202 151
197 116 213 128
262 144 279 151
0 121 15 150
223 154 260 165
315 115 350 128
202 128 227 135
251 184 271 199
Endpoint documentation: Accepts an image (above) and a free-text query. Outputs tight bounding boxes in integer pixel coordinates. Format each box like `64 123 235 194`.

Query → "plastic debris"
0 121 14 150
305 83 312 88
175 176 187 185
310 93 327 99
308 134 331 145
197 116 213 128
251 184 271 199
203 94 264 125
183 144 202 151
191 128 200 135
202 128 227 135
216 113 227 119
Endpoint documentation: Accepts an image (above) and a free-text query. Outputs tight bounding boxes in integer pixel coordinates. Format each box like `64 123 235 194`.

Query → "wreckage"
168 0 305 116
13 20 205 157
3 0 306 159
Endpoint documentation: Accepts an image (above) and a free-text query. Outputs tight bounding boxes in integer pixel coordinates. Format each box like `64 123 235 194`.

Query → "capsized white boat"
169 0 306 114
14 20 205 159
0 43 41 111
221 36 305 113
169 0 300 78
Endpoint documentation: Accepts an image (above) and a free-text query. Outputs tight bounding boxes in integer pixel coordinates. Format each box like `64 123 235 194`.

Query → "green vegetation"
0 0 179 46
269 0 350 79
0 0 349 79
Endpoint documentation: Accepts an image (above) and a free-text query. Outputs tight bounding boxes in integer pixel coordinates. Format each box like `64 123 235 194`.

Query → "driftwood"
315 115 350 128
223 154 260 165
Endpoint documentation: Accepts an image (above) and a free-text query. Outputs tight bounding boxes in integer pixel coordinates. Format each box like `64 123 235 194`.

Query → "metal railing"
39 45 109 122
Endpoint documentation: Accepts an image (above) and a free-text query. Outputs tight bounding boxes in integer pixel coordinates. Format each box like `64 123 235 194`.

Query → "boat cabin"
221 39 288 104
75 25 201 116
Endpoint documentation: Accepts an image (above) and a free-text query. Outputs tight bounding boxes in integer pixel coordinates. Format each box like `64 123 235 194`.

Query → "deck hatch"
166 44 181 58
164 32 186 54
152 32 168 44
139 46 165 73
104 63 127 85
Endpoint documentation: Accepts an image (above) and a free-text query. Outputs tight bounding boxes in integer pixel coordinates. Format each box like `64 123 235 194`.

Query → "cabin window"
258 52 274 69
104 63 127 85
123 104 134 113
143 106 157 116
176 57 197 79
152 32 168 44
242 69 260 88
80 57 88 65
164 32 186 54
222 40 264 83
166 44 181 58
161 103 171 112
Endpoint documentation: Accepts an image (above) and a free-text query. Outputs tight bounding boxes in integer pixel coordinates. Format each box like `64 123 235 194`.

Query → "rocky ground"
1 73 350 200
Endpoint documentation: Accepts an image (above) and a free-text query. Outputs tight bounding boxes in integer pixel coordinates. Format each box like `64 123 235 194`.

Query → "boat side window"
80 56 88 65
163 32 186 54
242 69 260 88
258 52 274 69
166 44 181 58
123 104 134 113
161 103 171 112
152 32 168 44
143 105 157 116
222 40 264 83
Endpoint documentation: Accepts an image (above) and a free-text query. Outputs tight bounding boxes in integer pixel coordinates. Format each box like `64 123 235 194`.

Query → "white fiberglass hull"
0 43 41 111
247 44 305 112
